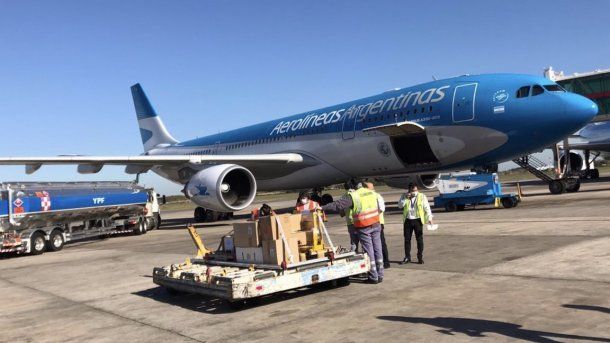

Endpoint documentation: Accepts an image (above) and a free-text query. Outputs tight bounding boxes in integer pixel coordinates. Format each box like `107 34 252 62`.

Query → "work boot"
384 263 391 269
365 278 379 284
400 257 411 265
417 259 424 264
378 277 383 283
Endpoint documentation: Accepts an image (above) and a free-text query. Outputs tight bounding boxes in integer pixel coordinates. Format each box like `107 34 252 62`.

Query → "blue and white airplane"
0 74 598 219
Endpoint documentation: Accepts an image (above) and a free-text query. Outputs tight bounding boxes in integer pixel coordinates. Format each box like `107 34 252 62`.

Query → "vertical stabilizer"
131 84 178 151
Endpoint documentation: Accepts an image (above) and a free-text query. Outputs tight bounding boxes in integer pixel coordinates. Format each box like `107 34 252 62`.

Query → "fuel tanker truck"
0 181 162 256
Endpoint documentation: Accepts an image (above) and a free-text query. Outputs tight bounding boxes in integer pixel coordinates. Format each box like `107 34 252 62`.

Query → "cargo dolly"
152 214 371 308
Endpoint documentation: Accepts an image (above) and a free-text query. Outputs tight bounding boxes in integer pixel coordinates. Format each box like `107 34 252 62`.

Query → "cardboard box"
292 231 308 246
259 214 301 241
262 238 300 265
235 247 264 264
233 222 260 247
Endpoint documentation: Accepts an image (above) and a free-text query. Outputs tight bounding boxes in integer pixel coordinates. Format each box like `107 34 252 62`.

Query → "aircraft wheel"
30 232 46 255
204 209 217 222
321 194 334 206
194 207 206 222
592 169 600 179
548 180 565 195
47 229 65 252
444 202 457 212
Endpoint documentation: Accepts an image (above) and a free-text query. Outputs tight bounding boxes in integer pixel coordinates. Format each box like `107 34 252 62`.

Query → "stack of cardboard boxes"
232 213 326 266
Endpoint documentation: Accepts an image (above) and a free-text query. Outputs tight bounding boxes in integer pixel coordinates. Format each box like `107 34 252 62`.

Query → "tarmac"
1 178 609 342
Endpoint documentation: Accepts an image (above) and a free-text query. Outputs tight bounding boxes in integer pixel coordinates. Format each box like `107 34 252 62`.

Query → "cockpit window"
531 85 544 96
516 86 530 98
544 84 565 92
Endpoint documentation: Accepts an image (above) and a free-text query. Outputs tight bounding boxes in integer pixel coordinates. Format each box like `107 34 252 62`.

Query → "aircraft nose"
566 95 598 123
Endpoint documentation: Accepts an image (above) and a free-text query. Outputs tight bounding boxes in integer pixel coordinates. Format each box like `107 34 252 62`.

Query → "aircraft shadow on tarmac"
377 316 610 343
133 280 353 313
562 304 610 314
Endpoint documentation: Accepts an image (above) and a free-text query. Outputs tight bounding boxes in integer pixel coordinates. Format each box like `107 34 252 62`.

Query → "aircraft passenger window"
516 86 530 98
544 84 565 92
531 85 544 96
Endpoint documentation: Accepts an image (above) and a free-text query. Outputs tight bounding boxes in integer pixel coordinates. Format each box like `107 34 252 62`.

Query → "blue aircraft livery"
0 73 598 214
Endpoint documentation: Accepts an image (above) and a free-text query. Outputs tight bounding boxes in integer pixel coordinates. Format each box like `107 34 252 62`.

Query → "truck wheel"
501 197 516 208
133 220 144 235
155 213 162 230
194 207 206 222
548 180 565 195
30 232 46 255
142 219 150 234
456 204 466 211
47 230 65 252
445 202 457 212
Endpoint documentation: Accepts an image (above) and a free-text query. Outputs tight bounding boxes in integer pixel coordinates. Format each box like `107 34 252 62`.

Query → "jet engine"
559 152 584 172
183 164 257 212
383 173 439 190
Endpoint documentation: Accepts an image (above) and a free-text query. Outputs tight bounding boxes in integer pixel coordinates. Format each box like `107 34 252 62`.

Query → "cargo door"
452 83 477 122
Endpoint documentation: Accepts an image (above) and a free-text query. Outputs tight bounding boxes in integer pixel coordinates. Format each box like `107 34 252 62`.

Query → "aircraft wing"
563 142 610 152
0 154 304 174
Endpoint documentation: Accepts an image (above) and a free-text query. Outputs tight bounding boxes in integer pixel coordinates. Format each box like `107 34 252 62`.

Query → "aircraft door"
452 83 477 122
341 105 358 140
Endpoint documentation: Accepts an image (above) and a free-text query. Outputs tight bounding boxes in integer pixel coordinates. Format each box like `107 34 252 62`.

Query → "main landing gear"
194 207 234 223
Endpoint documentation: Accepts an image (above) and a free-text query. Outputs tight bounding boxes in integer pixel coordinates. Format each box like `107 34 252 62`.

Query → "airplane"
0 73 598 221
559 121 610 179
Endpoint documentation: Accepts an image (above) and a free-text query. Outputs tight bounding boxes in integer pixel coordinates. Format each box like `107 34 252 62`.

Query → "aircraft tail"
130 83 178 152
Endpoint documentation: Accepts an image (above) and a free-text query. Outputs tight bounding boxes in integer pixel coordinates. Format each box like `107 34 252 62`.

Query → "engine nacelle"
559 152 584 172
183 164 257 212
383 174 439 190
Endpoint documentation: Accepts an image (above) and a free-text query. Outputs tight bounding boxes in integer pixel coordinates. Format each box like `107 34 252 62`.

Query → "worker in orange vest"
250 203 275 221
295 191 327 221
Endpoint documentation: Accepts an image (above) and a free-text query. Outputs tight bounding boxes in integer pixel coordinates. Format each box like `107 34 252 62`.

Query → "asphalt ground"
1 177 609 342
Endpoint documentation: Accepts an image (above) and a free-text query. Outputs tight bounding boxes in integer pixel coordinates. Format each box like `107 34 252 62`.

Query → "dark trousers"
380 224 389 265
404 218 424 259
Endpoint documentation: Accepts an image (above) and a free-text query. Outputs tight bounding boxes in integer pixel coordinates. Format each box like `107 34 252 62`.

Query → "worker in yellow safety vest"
322 178 384 284
398 184 434 264
339 182 358 252
365 182 390 268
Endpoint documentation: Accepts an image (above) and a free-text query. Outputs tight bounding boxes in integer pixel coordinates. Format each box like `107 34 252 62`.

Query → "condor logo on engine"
93 197 105 205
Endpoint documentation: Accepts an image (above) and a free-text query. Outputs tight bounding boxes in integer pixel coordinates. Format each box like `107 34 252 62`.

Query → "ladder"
512 155 555 182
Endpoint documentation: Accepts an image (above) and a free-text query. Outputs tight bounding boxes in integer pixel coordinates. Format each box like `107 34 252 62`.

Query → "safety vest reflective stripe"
295 201 319 213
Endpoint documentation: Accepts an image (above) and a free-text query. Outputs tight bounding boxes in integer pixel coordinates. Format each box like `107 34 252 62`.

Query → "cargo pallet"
152 214 371 308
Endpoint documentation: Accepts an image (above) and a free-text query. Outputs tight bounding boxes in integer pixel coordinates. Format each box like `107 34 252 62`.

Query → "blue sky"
1 0 609 194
